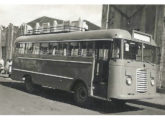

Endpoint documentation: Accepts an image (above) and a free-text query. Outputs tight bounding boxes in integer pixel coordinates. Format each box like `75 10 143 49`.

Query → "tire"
24 76 36 93
73 83 89 106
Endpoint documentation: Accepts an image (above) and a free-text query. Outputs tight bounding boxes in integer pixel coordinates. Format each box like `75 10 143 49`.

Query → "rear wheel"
24 76 36 93
73 83 89 106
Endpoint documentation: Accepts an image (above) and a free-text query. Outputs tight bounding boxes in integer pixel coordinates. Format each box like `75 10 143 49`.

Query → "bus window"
143 44 156 64
80 41 87 57
123 40 142 61
25 43 33 54
40 43 49 55
59 43 64 56
63 43 68 56
112 40 121 59
32 43 40 55
17 43 25 54
87 42 94 57
49 42 58 55
15 43 19 53
103 42 110 60
66 43 71 56
71 42 79 56
96 41 110 60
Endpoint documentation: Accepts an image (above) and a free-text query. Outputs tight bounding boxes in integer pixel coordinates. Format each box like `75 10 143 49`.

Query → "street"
0 75 165 115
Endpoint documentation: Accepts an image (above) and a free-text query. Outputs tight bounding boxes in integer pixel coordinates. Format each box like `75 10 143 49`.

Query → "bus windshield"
123 39 160 64
143 44 159 64
111 39 121 59
124 40 142 61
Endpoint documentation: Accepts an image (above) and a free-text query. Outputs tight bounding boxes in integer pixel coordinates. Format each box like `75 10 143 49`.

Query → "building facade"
0 24 19 62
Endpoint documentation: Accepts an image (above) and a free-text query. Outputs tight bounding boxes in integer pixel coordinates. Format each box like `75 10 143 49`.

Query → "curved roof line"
15 29 132 43
15 29 157 46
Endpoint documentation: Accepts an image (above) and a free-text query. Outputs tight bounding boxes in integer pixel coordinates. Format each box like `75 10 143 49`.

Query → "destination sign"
133 30 151 42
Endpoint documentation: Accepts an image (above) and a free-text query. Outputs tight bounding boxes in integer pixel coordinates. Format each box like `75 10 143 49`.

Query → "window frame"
123 39 143 61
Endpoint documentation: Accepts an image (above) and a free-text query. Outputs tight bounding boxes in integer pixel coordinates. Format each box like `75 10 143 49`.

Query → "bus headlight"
126 77 132 85
151 79 155 86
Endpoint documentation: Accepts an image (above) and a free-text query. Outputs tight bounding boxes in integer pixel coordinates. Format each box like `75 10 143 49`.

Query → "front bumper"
110 93 160 100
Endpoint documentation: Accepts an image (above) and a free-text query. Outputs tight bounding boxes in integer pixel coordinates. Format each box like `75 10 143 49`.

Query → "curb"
0 74 9 78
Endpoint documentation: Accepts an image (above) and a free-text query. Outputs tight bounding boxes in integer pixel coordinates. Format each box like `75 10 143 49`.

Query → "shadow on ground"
0 78 143 114
129 100 165 111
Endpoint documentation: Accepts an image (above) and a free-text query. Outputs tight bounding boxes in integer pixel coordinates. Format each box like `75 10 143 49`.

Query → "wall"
0 24 19 64
101 5 165 88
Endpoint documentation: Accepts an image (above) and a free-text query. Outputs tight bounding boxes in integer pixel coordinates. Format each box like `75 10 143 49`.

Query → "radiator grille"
136 69 147 93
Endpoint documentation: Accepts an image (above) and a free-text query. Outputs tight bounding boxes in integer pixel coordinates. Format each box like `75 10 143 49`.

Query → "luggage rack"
23 25 87 36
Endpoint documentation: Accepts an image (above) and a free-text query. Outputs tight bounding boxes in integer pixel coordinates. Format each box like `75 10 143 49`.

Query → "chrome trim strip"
136 68 148 93
18 57 93 64
18 38 113 43
13 68 73 80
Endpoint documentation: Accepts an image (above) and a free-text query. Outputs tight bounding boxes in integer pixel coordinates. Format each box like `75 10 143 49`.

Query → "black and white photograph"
0 0 165 117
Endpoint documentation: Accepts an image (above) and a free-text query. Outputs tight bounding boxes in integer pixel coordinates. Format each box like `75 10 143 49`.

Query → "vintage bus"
11 29 160 106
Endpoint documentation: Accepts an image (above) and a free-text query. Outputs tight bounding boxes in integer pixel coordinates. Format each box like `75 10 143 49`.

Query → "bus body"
11 29 160 104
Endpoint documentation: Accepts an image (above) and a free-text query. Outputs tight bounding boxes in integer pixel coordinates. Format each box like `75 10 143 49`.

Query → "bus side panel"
11 55 23 81
12 56 93 91
108 64 125 99
11 69 25 81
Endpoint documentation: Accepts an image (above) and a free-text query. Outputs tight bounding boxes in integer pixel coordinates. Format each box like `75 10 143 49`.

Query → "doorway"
92 41 111 98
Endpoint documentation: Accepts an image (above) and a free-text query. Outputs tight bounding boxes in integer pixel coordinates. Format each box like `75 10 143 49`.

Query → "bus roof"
15 29 131 42
15 29 157 46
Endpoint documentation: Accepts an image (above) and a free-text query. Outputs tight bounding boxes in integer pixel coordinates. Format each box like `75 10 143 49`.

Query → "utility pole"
106 5 110 29
0 26 2 59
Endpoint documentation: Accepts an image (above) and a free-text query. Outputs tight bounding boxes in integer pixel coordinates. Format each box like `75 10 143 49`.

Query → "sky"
0 4 102 27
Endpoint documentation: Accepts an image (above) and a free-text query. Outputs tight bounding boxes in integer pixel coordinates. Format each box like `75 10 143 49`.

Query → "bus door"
92 41 111 98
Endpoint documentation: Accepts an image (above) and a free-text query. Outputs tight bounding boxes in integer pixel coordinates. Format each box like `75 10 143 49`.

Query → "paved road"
0 75 165 115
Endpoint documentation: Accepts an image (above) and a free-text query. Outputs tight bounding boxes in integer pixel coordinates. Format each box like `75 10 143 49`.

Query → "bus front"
108 30 160 100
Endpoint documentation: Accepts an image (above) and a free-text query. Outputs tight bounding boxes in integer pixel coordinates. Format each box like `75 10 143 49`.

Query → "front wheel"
73 83 89 106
